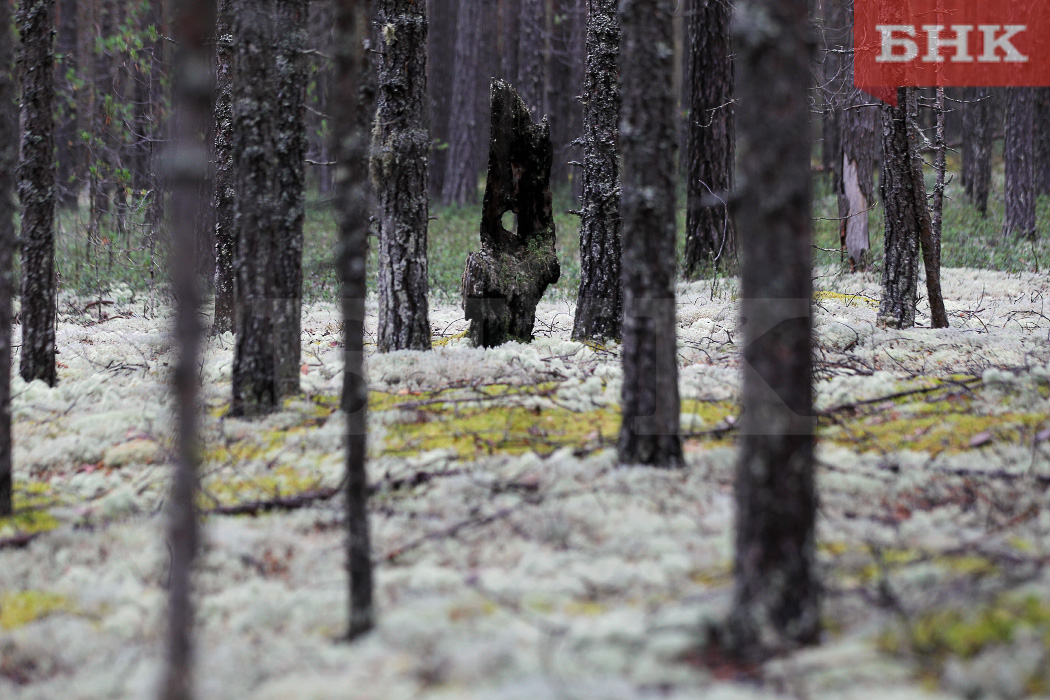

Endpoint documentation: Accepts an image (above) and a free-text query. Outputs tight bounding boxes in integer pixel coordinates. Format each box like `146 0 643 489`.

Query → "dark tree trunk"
517 0 547 117
500 0 520 83
161 0 214 696
462 80 560 347
230 0 278 418
924 87 949 329
441 0 482 206
820 0 845 185
684 0 736 277
724 0 819 661
1034 88 1050 197
17 0 58 388
1004 87 1036 240
372 0 432 352
273 0 308 391
547 0 584 190
617 0 682 468
571 0 622 342
961 87 992 216
0 0 16 517
334 0 375 641
427 0 456 198
211 0 236 334
54 0 79 209
879 87 925 329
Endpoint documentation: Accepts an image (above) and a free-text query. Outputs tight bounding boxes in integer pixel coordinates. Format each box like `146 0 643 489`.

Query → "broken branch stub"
462 79 560 347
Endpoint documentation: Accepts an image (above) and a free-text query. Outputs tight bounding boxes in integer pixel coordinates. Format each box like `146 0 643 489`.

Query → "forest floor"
3 265 1050 699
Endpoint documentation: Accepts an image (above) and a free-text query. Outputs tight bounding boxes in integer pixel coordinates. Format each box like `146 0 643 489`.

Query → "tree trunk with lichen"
617 0 682 468
372 0 432 352
878 88 925 330
17 0 58 388
0 0 16 517
723 0 820 662
462 80 560 348
572 0 622 342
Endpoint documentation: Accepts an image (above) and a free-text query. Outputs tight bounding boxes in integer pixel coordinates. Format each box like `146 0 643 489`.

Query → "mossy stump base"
462 79 560 348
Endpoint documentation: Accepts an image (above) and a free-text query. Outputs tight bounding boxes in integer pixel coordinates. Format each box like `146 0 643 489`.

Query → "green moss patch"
823 411 1047 455
201 465 326 508
0 591 74 630
0 482 62 538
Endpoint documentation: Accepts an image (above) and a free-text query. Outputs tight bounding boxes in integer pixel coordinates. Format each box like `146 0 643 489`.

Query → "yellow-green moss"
815 290 879 308
0 482 62 537
0 591 73 630
202 465 325 507
822 411 1047 455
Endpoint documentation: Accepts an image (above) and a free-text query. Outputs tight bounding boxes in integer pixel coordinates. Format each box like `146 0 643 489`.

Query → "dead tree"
335 0 376 640
17 0 58 388
724 0 819 660
462 80 560 348
161 1 215 697
571 0 622 342
961 87 992 216
372 0 432 352
878 88 925 329
617 0 682 467
0 0 16 518
1004 87 1036 240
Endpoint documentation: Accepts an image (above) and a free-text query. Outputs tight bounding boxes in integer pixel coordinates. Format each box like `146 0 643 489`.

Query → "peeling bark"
571 0 622 342
372 0 432 352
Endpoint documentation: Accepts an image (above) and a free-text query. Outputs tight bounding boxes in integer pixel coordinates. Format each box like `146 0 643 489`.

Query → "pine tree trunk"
961 87 992 216
273 0 308 389
372 0 432 352
161 0 214 695
1004 87 1036 240
0 0 16 517
230 0 278 418
427 0 456 198
54 0 79 209
684 0 736 277
571 0 622 342
17 0 58 388
335 0 376 641
725 0 819 660
1033 88 1050 197
924 87 949 329
617 0 682 468
441 0 482 205
517 0 547 117
878 87 925 329
211 0 236 334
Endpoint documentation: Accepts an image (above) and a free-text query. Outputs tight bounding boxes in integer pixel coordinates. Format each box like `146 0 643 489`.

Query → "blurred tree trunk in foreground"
724 0 819 661
0 0 16 518
617 0 682 467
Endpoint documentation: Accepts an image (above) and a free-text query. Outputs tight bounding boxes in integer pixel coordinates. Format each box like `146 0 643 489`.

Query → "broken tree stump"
461 79 560 347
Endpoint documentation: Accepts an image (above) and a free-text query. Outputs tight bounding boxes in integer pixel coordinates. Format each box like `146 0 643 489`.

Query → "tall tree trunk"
0 0 16 517
161 0 214 696
1033 88 1050 197
426 0 456 198
961 87 992 216
571 0 621 342
17 0 58 388
273 0 308 390
372 0 432 352
820 0 845 185
212 0 236 334
335 0 376 640
1004 87 1036 240
441 0 482 205
517 0 547 117
724 0 819 661
54 0 79 209
923 87 949 329
500 0 520 84
684 0 736 277
230 0 278 418
547 0 583 190
879 87 925 329
617 0 682 468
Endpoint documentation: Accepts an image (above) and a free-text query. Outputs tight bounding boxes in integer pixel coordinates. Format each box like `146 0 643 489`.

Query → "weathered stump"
462 80 560 347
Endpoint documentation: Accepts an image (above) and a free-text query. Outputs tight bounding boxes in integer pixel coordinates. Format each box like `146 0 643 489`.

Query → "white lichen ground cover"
3 266 1050 699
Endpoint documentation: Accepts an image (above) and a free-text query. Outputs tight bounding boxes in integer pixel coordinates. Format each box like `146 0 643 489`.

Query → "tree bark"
684 0 736 277
273 0 308 390
923 87 949 329
334 0 376 641
961 87 992 216
725 0 819 661
17 0 58 388
571 0 621 342
212 0 236 334
1034 88 1050 197
427 0 456 198
617 0 682 468
462 80 560 347
517 0 547 117
1004 87 1036 240
161 1 214 696
878 87 925 329
440 0 482 205
54 0 79 209
230 0 279 418
371 0 432 352
0 0 16 518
